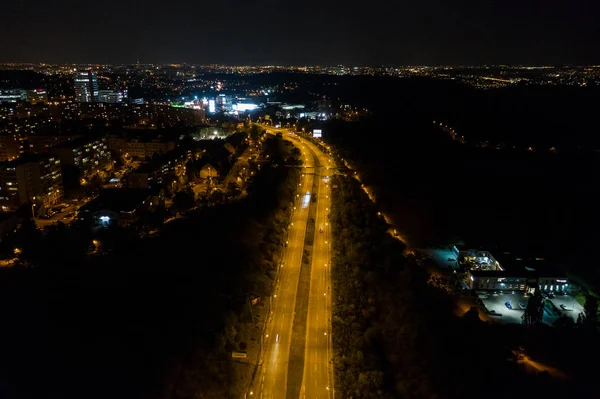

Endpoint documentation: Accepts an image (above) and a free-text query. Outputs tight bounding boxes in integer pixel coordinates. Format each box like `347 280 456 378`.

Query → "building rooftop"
51 134 106 149
133 145 189 174
469 270 517 277
79 188 152 213
493 251 556 273
469 264 566 279
0 153 57 167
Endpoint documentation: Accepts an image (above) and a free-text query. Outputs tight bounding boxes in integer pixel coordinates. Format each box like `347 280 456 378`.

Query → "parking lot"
548 295 584 321
480 292 529 324
421 248 457 269
479 292 583 324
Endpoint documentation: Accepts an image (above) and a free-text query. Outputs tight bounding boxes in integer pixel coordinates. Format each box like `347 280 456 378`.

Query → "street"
259 131 315 399
256 127 334 399
34 203 80 228
300 138 334 399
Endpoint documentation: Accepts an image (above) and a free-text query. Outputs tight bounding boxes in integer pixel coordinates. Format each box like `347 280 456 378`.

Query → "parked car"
519 303 526 310
560 304 567 310
505 301 512 309
548 292 555 299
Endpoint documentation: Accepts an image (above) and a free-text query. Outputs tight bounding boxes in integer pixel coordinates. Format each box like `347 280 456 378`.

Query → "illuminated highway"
258 130 315 399
254 127 334 399
299 137 334 399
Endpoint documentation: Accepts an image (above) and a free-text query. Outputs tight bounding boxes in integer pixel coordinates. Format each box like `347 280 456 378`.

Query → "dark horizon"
1 0 599 66
3 62 600 67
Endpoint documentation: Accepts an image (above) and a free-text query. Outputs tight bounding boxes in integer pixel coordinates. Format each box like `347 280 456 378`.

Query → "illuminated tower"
73 70 99 102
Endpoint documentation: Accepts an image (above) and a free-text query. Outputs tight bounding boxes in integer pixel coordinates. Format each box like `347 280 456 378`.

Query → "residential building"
28 134 83 154
0 89 28 103
98 89 128 103
73 70 99 103
49 136 111 178
108 136 176 159
199 163 218 179
126 146 191 189
0 154 63 212
27 89 48 105
0 133 23 161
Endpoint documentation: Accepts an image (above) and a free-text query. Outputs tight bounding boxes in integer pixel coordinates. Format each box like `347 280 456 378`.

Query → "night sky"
1 0 599 65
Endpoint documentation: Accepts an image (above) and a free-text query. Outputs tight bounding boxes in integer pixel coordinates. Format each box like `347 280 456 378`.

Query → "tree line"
0 133 301 399
329 174 585 398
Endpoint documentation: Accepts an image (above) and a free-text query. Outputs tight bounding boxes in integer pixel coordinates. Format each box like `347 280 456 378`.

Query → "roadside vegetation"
329 174 586 398
0 132 301 399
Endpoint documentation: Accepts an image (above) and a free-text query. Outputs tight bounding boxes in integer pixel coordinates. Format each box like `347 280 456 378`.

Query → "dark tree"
580 295 599 330
173 189 195 211
522 285 545 327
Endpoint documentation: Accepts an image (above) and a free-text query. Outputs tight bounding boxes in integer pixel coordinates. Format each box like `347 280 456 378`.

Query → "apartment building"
0 133 23 161
108 136 176 159
0 154 63 212
49 135 111 178
126 146 191 189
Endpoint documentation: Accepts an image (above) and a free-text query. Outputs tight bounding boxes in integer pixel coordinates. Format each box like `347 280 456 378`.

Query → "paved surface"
421 248 458 269
479 292 584 324
259 131 315 399
256 128 334 399
548 294 584 321
480 292 529 324
299 137 334 399
35 203 80 228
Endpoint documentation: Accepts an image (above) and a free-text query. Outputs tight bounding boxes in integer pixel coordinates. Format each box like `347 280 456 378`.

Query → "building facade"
199 163 218 179
0 133 23 161
74 70 99 103
467 270 569 293
0 89 28 103
98 90 128 104
28 134 83 154
0 154 63 212
108 136 176 159
126 147 190 189
49 136 111 178
27 89 48 105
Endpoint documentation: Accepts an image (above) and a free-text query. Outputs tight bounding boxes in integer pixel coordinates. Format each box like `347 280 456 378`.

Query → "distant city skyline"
2 62 600 68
